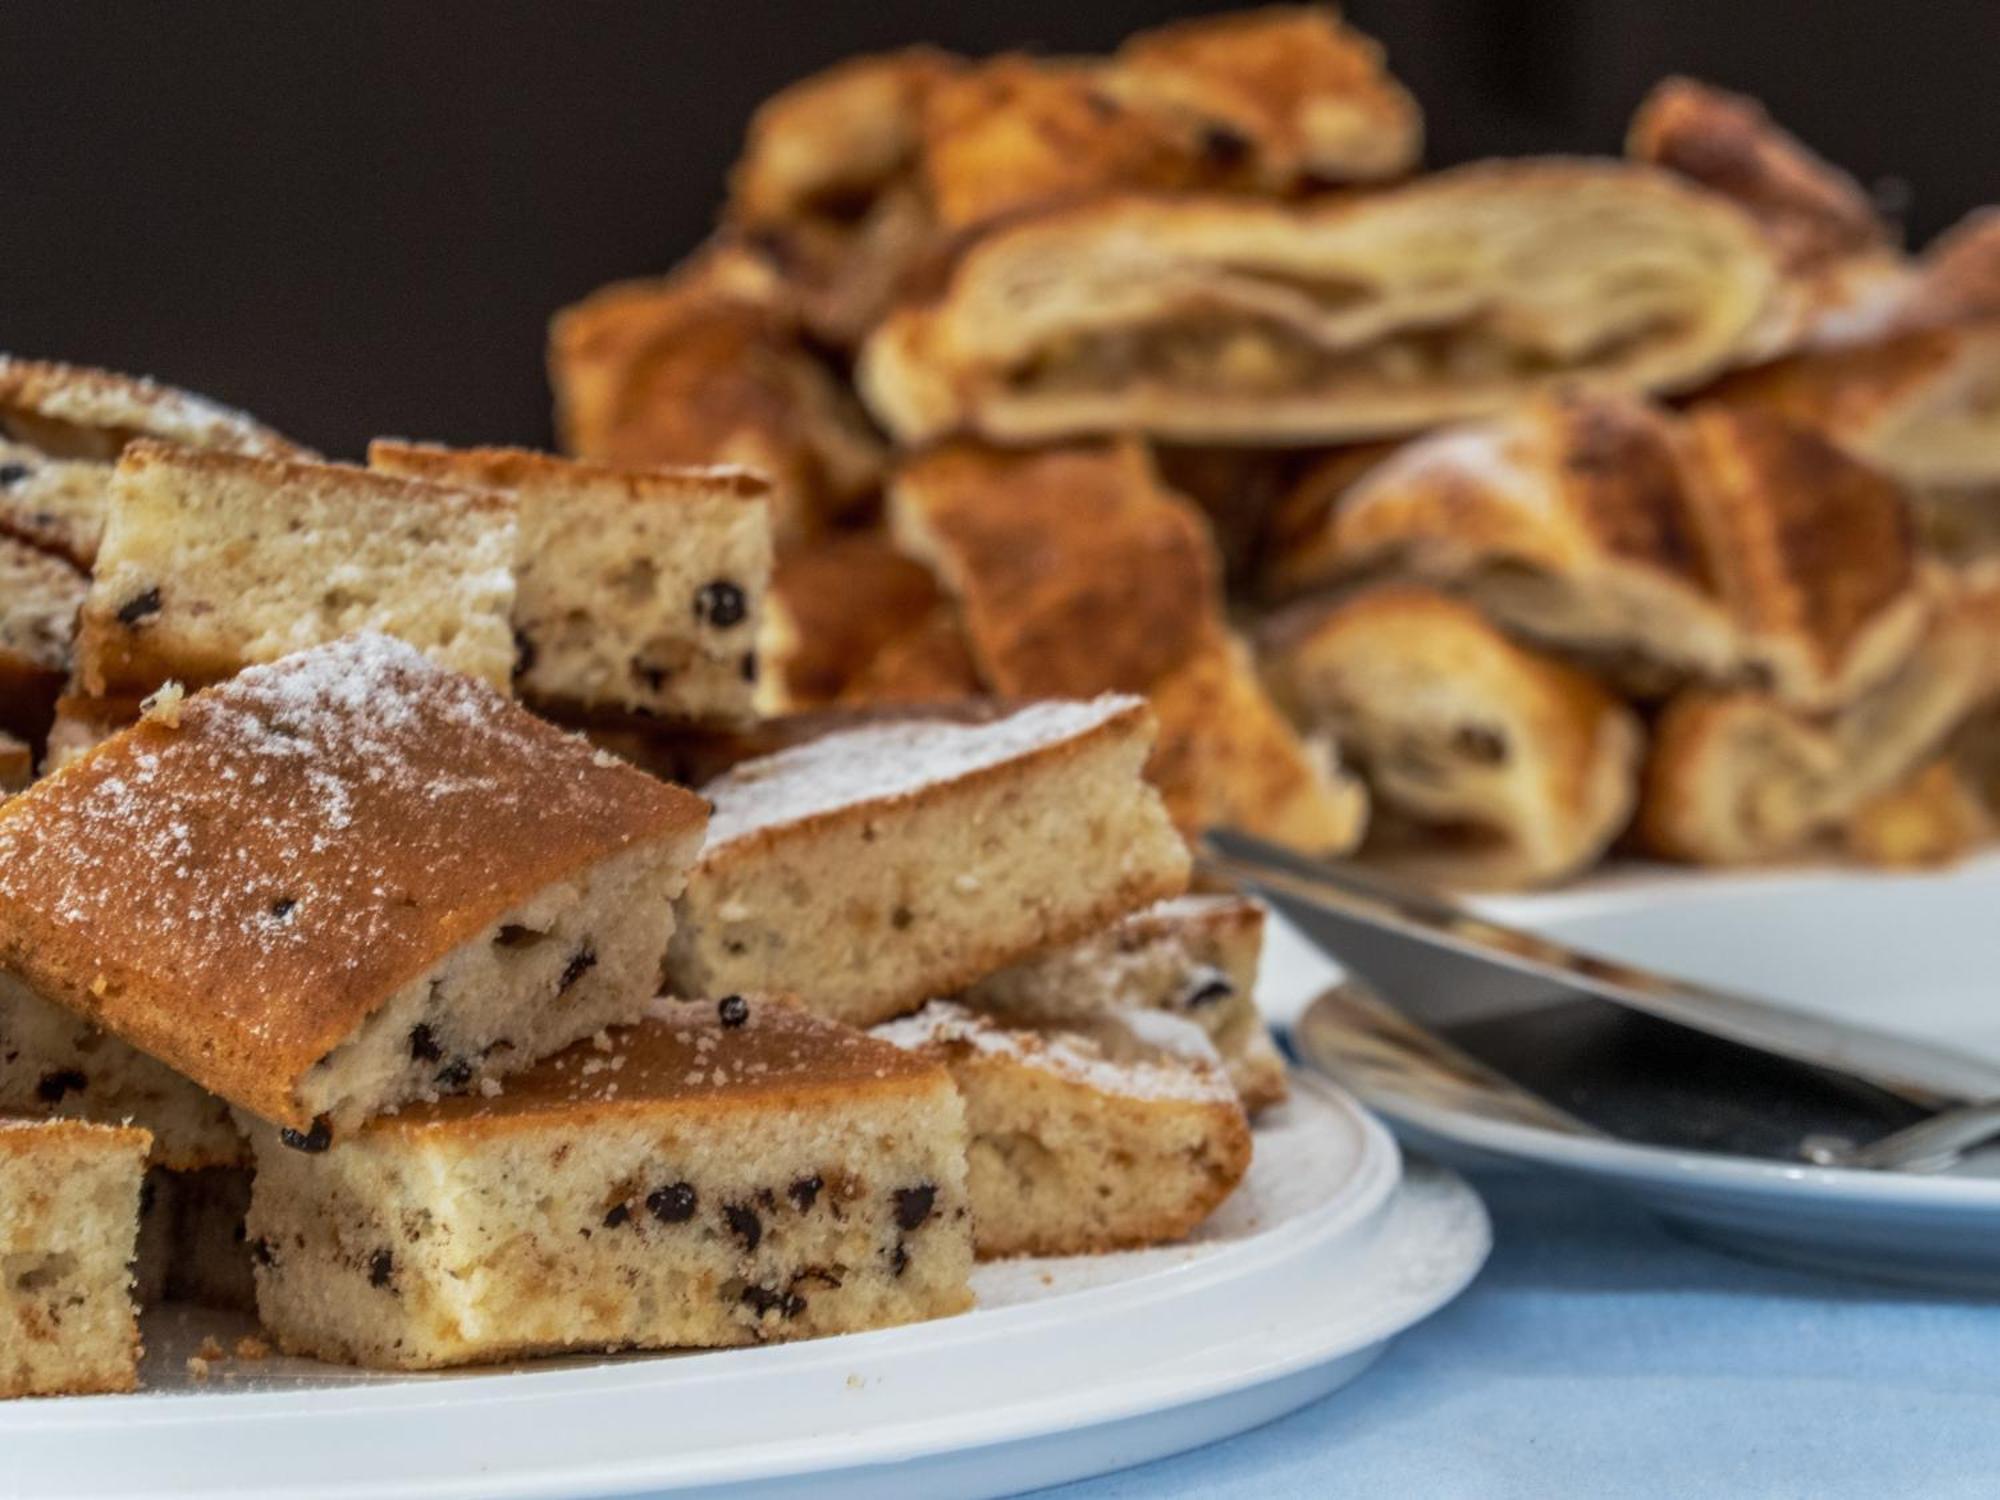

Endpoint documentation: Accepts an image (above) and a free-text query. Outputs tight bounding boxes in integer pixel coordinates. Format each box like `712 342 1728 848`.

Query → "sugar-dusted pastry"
77 441 519 698
964 894 1287 1113
860 160 1780 446
669 697 1191 1029
0 356 308 572
369 442 772 724
0 971 243 1170
0 1116 150 1398
0 534 84 747
0 634 709 1135
548 254 887 540
246 995 974 1370
876 1002 1251 1257
1111 4 1423 187
1262 586 1643 887
1301 394 1930 710
1638 588 1998 864
759 532 953 712
889 442 1365 851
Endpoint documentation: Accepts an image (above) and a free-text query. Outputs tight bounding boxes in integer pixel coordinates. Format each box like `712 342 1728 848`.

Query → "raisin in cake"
0 355 307 569
0 970 243 1169
0 634 709 1136
368 441 772 724
0 533 86 747
76 441 518 699
246 994 973 1370
964 894 1287 1113
0 1116 149 1397
668 696 1191 1028
875 1002 1251 1257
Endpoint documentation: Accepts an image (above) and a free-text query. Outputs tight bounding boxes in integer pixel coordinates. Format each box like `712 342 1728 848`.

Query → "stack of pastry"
551 8 2000 886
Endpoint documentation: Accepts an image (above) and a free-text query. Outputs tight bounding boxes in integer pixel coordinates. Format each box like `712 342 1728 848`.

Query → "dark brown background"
2 1 1991 458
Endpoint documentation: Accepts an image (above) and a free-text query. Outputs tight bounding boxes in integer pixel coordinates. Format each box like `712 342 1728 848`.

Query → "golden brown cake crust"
366 441 771 502
767 534 949 708
0 1113 150 1159
0 634 708 1129
890 442 1223 697
373 996 946 1142
0 355 308 461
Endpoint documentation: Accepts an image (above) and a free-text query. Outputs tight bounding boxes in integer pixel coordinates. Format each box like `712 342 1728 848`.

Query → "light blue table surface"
1038 1166 2000 1499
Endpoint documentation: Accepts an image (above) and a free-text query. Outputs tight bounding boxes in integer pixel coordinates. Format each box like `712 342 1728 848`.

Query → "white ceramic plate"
1268 854 2000 1290
1 1080 1489 1500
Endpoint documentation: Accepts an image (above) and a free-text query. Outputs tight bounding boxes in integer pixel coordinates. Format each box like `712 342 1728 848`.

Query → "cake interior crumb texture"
0 1116 149 1397
246 997 973 1370
0 632 709 1131
78 440 519 697
368 442 774 724
670 697 1193 1027
876 1002 1253 1258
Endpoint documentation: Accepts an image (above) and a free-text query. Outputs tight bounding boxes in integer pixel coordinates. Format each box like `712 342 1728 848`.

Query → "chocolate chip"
788 1174 823 1211
280 1117 333 1154
602 1202 632 1229
250 1237 278 1269
894 1184 937 1231
725 1202 763 1251
0 462 30 488
648 1182 698 1224
34 1069 86 1103
890 905 914 931
632 661 668 691
368 1249 395 1289
268 896 297 922
513 628 538 678
434 1058 474 1089
408 1023 443 1063
739 1284 806 1318
694 579 748 629
717 994 749 1028
1176 968 1236 1010
1198 122 1252 169
115 587 163 627
889 1242 910 1277
739 651 758 683
558 946 598 994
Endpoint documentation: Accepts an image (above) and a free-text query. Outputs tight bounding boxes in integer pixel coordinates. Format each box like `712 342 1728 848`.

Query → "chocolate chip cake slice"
246 994 973 1370
0 1116 150 1397
76 440 519 700
875 1002 1251 1258
0 633 709 1137
963 894 1287 1113
368 441 773 724
0 971 244 1170
668 696 1192 1028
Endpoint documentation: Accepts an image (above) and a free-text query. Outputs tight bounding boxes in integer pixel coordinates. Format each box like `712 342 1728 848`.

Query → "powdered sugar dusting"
874 1001 1236 1104
701 696 1142 849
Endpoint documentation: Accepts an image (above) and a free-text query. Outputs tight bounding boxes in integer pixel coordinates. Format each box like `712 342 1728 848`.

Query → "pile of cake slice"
0 358 1283 1395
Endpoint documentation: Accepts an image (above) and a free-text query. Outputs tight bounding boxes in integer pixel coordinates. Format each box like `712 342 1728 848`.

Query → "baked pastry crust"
548 256 887 541
860 160 1780 445
0 634 709 1131
760 533 950 712
1261 585 1642 886
0 355 306 464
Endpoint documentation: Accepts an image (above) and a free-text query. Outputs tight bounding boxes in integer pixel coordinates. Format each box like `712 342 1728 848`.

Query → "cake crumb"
139 680 187 727
846 1372 865 1390
184 1355 212 1381
196 1335 226 1360
234 1335 271 1361
477 1077 504 1098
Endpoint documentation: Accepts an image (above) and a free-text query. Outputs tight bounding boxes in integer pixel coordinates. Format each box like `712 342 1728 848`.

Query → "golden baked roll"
859 160 1781 446
1260 585 1641 887
1637 586 1999 864
1288 393 1928 711
888 441 1364 851
547 253 886 543
1841 759 1991 870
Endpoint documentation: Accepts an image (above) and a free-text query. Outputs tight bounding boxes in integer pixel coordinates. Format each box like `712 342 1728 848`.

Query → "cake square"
245 994 973 1370
368 441 773 724
0 971 244 1170
875 1002 1251 1258
667 696 1192 1028
0 1116 150 1397
76 440 519 699
963 894 1287 1113
0 633 709 1135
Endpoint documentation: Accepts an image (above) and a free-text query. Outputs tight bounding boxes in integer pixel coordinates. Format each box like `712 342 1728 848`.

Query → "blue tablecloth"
1041 1167 2000 1499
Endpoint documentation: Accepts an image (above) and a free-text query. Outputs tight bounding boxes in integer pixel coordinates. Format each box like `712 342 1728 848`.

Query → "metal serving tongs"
1201 829 2000 1173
